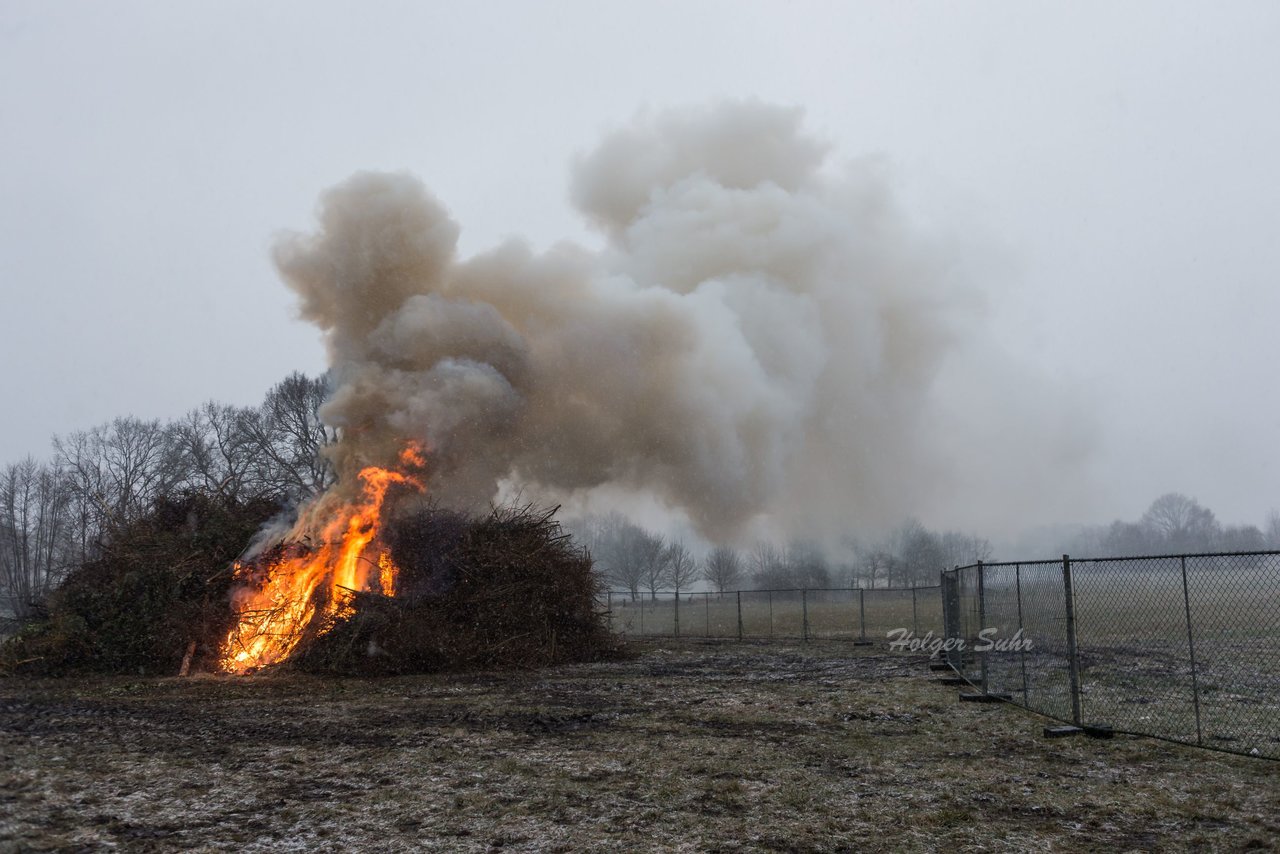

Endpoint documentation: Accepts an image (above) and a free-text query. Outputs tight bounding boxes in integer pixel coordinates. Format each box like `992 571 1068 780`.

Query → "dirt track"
2 641 1277 852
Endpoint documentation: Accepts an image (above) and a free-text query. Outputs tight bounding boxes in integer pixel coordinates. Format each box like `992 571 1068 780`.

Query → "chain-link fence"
605 586 941 643
942 552 1280 759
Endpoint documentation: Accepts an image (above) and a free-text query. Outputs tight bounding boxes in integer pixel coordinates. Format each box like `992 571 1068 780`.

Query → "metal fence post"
639 594 645 637
1062 554 1083 726
673 591 680 638
977 561 988 693
941 571 954 670
911 587 919 636
1015 564 1028 702
1180 556 1204 746
705 592 711 638
737 590 743 641
768 590 774 639
858 588 867 643
802 589 809 642
607 591 613 635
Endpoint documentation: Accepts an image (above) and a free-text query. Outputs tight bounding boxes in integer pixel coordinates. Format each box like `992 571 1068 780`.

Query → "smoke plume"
273 100 1074 542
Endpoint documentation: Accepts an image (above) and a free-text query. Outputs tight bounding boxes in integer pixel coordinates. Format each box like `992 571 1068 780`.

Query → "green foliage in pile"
1 494 281 676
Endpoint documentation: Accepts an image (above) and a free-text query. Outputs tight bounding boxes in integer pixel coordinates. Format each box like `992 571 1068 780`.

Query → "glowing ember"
219 446 424 673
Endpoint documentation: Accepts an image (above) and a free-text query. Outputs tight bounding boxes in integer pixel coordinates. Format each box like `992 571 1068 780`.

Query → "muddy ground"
1 640 1277 852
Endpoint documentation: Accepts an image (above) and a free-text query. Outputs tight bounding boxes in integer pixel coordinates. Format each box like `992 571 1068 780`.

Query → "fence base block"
959 692 1010 703
1082 725 1114 740
1043 726 1083 739
935 677 968 686
928 662 953 672
852 640 875 647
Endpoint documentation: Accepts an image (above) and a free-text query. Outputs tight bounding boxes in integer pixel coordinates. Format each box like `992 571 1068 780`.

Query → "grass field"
2 640 1277 852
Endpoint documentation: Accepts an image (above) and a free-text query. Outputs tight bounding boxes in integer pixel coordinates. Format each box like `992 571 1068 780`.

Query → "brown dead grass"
1 640 1277 852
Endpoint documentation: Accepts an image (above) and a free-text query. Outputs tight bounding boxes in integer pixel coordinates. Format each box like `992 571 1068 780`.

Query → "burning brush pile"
221 446 616 676
3 448 617 677
284 501 613 675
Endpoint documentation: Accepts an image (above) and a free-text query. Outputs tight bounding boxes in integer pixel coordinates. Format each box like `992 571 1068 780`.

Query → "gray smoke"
272 100 1083 542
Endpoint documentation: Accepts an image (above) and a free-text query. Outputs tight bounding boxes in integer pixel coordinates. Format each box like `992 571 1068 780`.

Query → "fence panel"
607 592 680 638
1071 556 1200 743
804 588 859 640
606 585 944 644
1012 561 1075 723
952 565 983 686
1183 552 1280 754
860 587 917 640
943 551 1280 760
976 563 1023 699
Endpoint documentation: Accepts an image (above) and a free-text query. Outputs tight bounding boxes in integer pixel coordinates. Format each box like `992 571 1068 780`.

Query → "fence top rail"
949 549 1280 573
947 560 1063 572
1072 549 1280 563
604 584 940 596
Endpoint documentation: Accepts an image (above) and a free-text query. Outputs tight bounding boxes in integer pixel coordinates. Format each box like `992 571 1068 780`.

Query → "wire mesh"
604 585 941 643
943 552 1280 760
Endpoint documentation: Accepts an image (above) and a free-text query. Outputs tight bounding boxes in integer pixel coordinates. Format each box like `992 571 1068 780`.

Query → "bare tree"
1264 510 1280 549
52 427 107 563
663 540 698 594
871 550 898 588
1141 493 1219 551
0 459 72 620
172 401 260 499
99 417 185 521
848 539 893 588
53 416 186 556
566 511 628 575
241 372 336 500
1103 520 1152 555
1219 524 1265 552
788 540 831 587
636 529 668 600
594 521 664 601
894 519 945 586
702 546 742 595
938 531 993 568
749 541 790 588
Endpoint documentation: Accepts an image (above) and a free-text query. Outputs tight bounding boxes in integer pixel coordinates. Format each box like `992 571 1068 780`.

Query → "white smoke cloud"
272 99 1088 543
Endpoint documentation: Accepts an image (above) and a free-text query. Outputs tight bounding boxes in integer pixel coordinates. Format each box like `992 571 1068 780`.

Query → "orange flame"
219 445 425 673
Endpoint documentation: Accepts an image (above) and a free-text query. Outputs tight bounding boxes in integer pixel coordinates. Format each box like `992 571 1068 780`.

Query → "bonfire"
220 445 427 673
1 442 617 677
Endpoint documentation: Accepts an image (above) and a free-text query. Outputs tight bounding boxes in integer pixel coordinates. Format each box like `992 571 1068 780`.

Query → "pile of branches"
1 494 282 676
289 503 621 675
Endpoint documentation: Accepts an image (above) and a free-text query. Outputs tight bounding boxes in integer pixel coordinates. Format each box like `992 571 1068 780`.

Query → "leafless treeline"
0 373 332 620
1060 492 1280 557
568 512 994 598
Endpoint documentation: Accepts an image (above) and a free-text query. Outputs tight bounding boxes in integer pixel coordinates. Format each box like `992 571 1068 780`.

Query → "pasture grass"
2 640 1277 851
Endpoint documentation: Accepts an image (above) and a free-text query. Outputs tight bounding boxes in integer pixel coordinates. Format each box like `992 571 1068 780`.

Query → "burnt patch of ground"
1 640 1277 852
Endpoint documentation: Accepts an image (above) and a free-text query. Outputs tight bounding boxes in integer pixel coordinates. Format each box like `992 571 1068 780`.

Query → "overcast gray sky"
2 1 1277 532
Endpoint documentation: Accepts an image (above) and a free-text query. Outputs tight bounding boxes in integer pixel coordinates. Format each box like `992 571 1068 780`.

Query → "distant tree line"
568 513 995 596
846 521 994 588
0 373 333 621
1063 492 1280 557
577 493 1280 599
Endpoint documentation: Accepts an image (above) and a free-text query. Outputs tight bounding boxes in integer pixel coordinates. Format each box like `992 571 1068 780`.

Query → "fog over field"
2 2 1278 545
